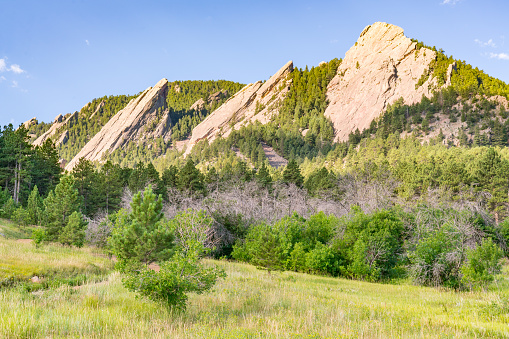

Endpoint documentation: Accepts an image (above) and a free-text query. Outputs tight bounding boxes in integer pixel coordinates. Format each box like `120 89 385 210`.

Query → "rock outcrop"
22 117 37 129
65 79 170 171
56 130 69 146
185 61 293 154
34 111 78 146
189 90 229 111
324 22 437 142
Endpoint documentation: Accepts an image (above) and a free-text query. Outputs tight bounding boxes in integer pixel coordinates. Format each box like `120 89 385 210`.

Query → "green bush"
460 238 503 290
408 226 462 288
333 208 405 281
11 207 30 227
305 242 338 275
31 228 47 248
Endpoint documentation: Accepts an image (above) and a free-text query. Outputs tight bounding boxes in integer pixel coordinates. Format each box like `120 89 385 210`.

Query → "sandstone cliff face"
185 61 293 154
34 111 78 146
65 79 170 170
324 22 437 142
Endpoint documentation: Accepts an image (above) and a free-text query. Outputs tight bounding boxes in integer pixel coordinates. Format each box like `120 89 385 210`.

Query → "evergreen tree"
178 159 204 194
58 211 86 247
256 162 273 190
72 157 95 216
43 175 80 241
283 159 304 187
162 165 178 188
26 185 43 225
97 160 123 215
109 185 174 266
31 138 61 198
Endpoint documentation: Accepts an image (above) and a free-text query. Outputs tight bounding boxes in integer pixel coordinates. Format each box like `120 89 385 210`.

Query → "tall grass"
1 252 508 338
0 237 113 290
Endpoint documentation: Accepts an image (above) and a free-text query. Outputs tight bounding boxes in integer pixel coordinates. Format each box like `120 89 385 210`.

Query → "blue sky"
1 0 508 127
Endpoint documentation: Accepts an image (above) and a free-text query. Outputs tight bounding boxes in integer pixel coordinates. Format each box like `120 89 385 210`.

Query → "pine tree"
283 159 304 187
72 157 95 216
58 211 86 247
31 138 61 198
43 175 80 240
178 159 204 194
109 185 174 266
256 162 272 190
27 185 43 225
162 165 179 188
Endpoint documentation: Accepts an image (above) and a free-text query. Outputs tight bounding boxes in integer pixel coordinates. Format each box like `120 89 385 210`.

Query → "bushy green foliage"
282 159 304 187
111 193 225 310
11 207 30 227
1 197 15 219
408 226 462 288
233 212 339 275
31 228 47 247
177 159 205 194
460 238 503 290
26 186 43 225
334 208 405 281
122 238 225 311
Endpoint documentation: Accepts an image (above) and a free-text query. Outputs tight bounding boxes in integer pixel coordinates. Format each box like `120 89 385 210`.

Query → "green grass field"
1 230 508 338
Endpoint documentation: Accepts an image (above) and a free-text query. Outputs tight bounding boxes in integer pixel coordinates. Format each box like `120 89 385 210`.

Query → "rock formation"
55 130 69 146
33 111 78 146
22 117 37 129
189 90 228 111
65 79 170 171
185 61 293 154
324 22 437 142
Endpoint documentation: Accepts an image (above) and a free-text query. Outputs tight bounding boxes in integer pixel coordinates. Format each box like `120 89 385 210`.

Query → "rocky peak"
185 60 293 154
65 78 170 171
324 22 437 142
34 111 78 146
22 117 37 129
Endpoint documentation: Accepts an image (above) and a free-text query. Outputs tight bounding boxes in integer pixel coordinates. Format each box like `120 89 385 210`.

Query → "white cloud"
9 64 24 74
441 0 462 5
11 80 18 87
0 75 6 81
85 39 90 46
0 58 25 73
490 52 509 60
475 38 496 48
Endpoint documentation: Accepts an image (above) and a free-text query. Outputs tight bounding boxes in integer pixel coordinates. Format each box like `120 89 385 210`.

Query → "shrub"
305 242 337 275
460 238 503 290
408 226 462 288
12 207 30 227
334 208 405 281
31 228 47 248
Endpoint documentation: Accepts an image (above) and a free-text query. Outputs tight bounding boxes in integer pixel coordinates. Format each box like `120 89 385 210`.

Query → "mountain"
23 21 509 171
324 22 438 142
65 79 170 170
184 60 293 154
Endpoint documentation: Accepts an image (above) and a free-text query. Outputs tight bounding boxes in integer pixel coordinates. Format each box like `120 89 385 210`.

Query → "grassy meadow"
1 221 509 338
